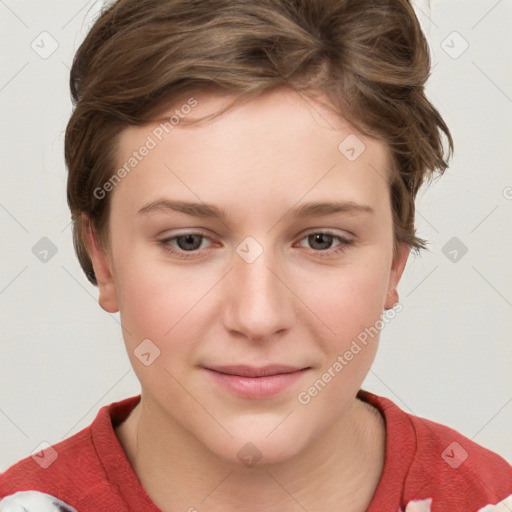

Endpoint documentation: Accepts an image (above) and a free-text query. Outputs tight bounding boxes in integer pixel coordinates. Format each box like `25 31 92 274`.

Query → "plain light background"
1 0 511 472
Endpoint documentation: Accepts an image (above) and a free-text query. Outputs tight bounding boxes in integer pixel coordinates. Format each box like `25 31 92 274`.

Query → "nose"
222 243 296 342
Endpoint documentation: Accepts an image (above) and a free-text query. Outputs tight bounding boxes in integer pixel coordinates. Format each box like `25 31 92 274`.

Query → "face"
85 86 409 466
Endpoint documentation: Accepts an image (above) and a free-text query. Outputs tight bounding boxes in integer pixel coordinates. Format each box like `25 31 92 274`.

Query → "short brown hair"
65 0 453 286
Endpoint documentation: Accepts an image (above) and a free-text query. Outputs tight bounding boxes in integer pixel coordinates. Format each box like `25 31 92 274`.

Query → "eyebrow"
137 199 374 220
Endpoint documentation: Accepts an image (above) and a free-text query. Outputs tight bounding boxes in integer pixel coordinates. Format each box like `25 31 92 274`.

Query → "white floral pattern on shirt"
0 491 78 512
2 490 512 512
476 494 512 511
399 498 432 512
398 494 512 512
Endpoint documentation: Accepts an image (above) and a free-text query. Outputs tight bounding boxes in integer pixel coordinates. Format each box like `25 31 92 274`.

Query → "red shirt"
1 390 511 511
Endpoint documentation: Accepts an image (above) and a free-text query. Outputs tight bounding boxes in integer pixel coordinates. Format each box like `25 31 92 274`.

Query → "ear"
81 214 119 313
384 243 410 310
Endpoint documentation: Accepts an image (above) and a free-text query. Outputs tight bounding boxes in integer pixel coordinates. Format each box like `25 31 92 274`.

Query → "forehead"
112 87 391 219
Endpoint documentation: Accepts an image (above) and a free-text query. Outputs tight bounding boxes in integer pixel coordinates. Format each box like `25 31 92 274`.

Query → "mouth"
203 364 309 377
200 364 311 398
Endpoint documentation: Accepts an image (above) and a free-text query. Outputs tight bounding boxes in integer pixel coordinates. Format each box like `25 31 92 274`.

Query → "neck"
116 394 385 512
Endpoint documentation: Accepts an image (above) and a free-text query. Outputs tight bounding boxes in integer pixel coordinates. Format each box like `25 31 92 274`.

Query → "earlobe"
384 243 410 310
81 214 119 314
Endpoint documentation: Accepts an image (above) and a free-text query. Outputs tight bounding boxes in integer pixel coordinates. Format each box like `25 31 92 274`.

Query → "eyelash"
158 230 353 260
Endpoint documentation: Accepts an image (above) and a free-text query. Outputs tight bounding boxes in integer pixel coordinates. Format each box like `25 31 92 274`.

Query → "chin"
202 419 311 469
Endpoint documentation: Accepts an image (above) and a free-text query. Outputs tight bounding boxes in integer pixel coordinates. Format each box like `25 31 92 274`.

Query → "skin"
84 85 410 512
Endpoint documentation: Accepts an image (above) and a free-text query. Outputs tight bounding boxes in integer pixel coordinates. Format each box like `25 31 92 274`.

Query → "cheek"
293 257 391 417
113 246 201 349
114 257 207 396
295 255 391 345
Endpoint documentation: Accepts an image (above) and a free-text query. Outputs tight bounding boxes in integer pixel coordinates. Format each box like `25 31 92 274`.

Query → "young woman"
1 1 511 511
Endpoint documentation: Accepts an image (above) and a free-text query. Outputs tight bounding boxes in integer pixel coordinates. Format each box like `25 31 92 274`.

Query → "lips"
203 364 308 377
201 364 311 399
